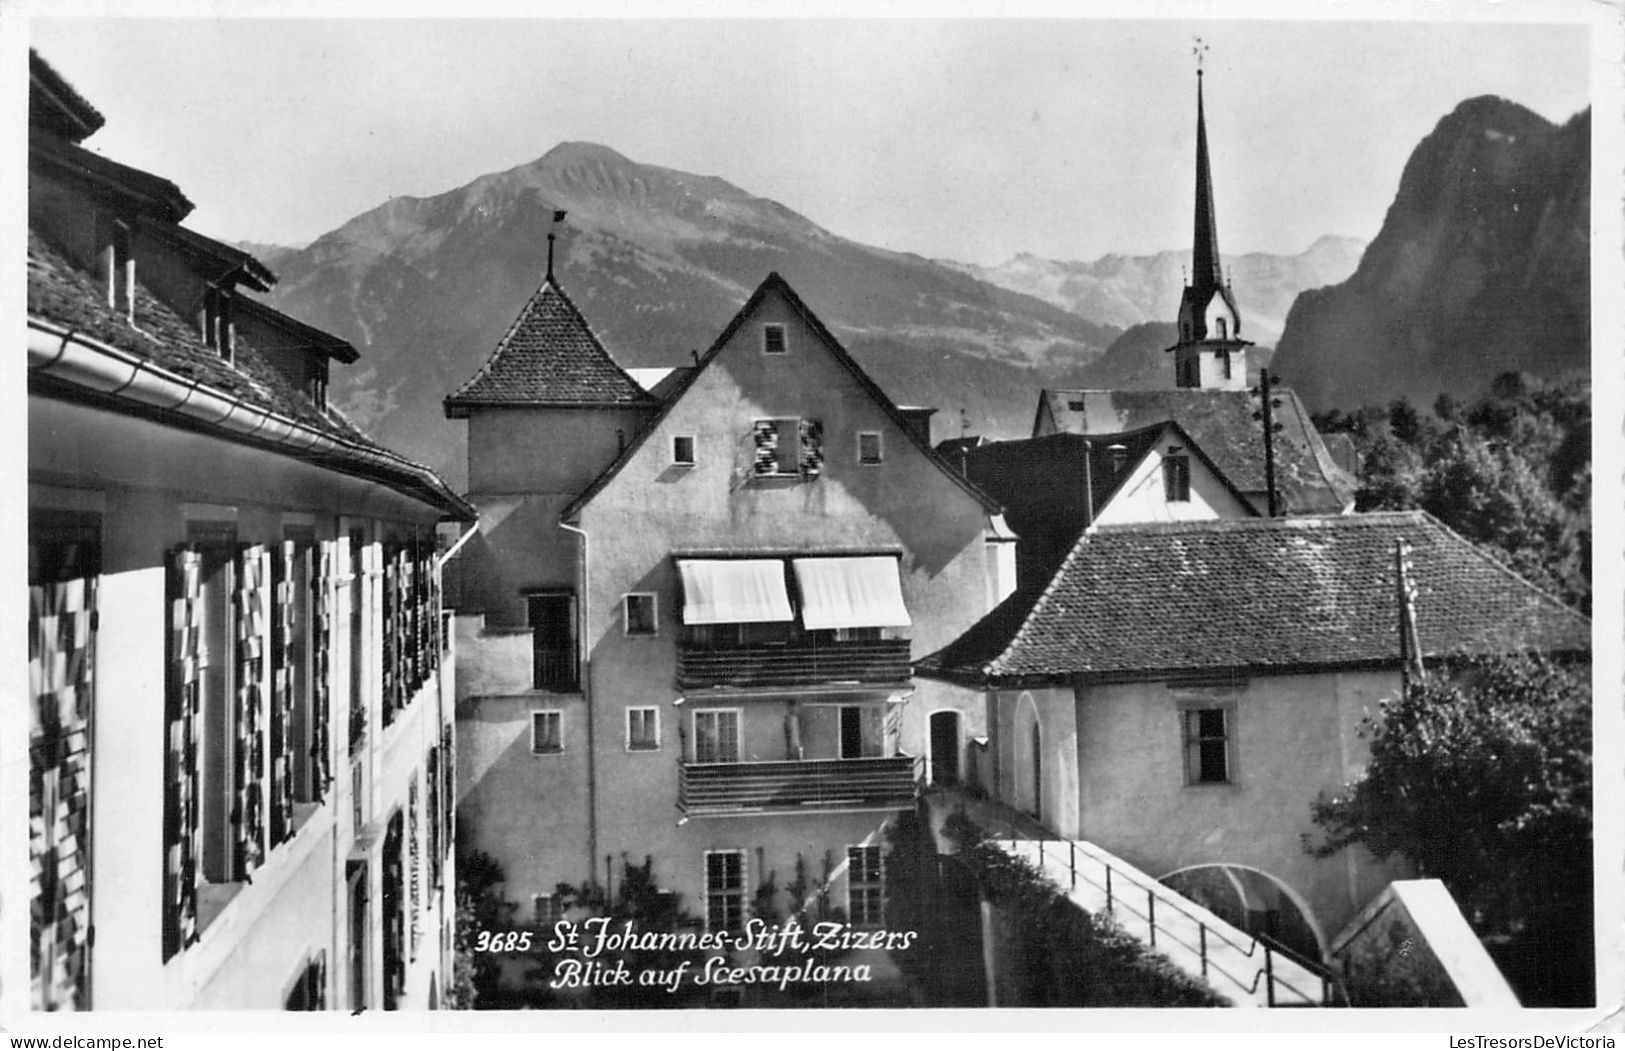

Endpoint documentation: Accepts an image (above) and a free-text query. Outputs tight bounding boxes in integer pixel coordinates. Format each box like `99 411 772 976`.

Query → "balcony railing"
678 755 920 816
676 639 911 690
533 647 579 692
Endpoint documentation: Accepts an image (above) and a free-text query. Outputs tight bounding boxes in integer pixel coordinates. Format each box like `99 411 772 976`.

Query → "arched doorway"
1014 692 1043 822
1158 863 1326 961
929 710 960 786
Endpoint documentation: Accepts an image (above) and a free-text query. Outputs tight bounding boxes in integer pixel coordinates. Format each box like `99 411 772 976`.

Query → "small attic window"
310 363 329 412
203 286 234 362
106 219 134 322
1067 400 1086 412
1107 443 1128 473
672 435 696 466
763 324 787 355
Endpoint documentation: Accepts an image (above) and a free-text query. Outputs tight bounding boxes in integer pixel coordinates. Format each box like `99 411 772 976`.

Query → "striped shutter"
309 542 334 802
234 545 272 876
164 548 204 959
799 418 824 477
270 541 296 846
29 575 97 1009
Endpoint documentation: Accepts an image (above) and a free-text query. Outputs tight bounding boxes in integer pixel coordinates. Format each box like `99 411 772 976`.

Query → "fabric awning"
677 559 793 625
792 556 912 630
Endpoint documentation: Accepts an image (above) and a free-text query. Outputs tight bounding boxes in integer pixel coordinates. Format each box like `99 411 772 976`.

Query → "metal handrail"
1005 831 1346 1007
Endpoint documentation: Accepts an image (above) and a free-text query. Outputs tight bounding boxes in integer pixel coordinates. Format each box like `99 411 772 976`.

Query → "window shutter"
799 418 824 477
753 420 779 474
234 545 271 877
270 541 295 846
309 542 334 801
29 569 98 1007
164 546 205 958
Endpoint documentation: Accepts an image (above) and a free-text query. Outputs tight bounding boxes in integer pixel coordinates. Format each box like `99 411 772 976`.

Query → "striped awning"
792 556 912 630
677 559 793 625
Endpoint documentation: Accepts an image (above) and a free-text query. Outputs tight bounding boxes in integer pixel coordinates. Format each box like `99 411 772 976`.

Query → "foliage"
446 847 516 1008
1313 373 1590 612
942 813 1230 1008
1306 653 1592 1005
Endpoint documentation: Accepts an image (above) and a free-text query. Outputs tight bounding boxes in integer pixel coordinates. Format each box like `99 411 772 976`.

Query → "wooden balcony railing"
676 639 911 690
678 755 920 816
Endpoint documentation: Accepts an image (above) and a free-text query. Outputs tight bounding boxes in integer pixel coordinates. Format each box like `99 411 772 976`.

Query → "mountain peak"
535 140 635 168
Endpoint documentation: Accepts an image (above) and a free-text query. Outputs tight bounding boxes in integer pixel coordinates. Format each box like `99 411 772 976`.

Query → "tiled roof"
919 512 1590 685
1038 388 1356 514
27 229 470 517
444 277 655 413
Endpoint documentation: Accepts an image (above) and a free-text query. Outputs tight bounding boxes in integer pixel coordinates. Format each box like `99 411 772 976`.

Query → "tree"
1307 654 1592 1005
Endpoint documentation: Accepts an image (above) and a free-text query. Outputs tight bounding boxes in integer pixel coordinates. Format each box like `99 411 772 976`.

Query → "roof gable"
919 511 1590 684
560 271 1000 520
1036 387 1355 514
444 277 656 415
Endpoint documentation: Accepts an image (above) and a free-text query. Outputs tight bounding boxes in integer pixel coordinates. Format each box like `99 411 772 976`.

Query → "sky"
24 4 1601 267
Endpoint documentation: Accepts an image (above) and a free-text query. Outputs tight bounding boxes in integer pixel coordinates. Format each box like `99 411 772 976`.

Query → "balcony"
678 756 920 816
676 638 911 691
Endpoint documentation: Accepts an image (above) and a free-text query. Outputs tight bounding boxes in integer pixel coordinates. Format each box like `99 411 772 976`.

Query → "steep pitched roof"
28 229 471 518
560 271 1001 521
957 422 1252 533
918 512 1590 686
443 277 656 415
1036 388 1356 514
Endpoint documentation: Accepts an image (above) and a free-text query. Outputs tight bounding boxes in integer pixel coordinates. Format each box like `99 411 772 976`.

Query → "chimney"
897 406 937 447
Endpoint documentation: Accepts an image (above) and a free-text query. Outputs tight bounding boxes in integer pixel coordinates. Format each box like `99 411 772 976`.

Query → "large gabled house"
446 268 1015 946
918 511 1590 957
16 52 469 1012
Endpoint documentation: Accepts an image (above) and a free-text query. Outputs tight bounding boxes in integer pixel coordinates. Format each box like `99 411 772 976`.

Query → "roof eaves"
30 136 193 222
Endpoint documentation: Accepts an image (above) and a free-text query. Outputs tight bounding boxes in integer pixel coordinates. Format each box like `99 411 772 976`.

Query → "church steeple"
1191 70 1224 300
1169 64 1249 391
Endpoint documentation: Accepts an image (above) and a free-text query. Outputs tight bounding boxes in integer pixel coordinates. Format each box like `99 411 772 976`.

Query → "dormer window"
762 324 787 355
310 363 329 412
104 218 133 323
203 286 234 362
1163 448 1191 502
1107 443 1128 474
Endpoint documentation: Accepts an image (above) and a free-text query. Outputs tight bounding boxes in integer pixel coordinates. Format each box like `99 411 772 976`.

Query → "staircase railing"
1004 830 1348 1007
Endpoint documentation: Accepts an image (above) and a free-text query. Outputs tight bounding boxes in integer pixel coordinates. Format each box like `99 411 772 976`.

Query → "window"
204 286 234 361
1163 451 1191 502
528 592 578 690
857 431 883 466
752 418 823 477
531 710 564 755
672 435 696 466
847 846 884 928
1215 317 1228 340
692 709 740 764
627 707 660 751
705 851 746 933
1219 349 1233 380
310 364 329 411
1067 399 1086 412
623 593 658 636
105 218 133 322
1107 443 1129 474
534 894 564 926
1183 707 1232 785
762 323 787 355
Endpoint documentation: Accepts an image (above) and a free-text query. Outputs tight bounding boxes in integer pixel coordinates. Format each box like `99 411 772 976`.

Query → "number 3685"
473 930 533 952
